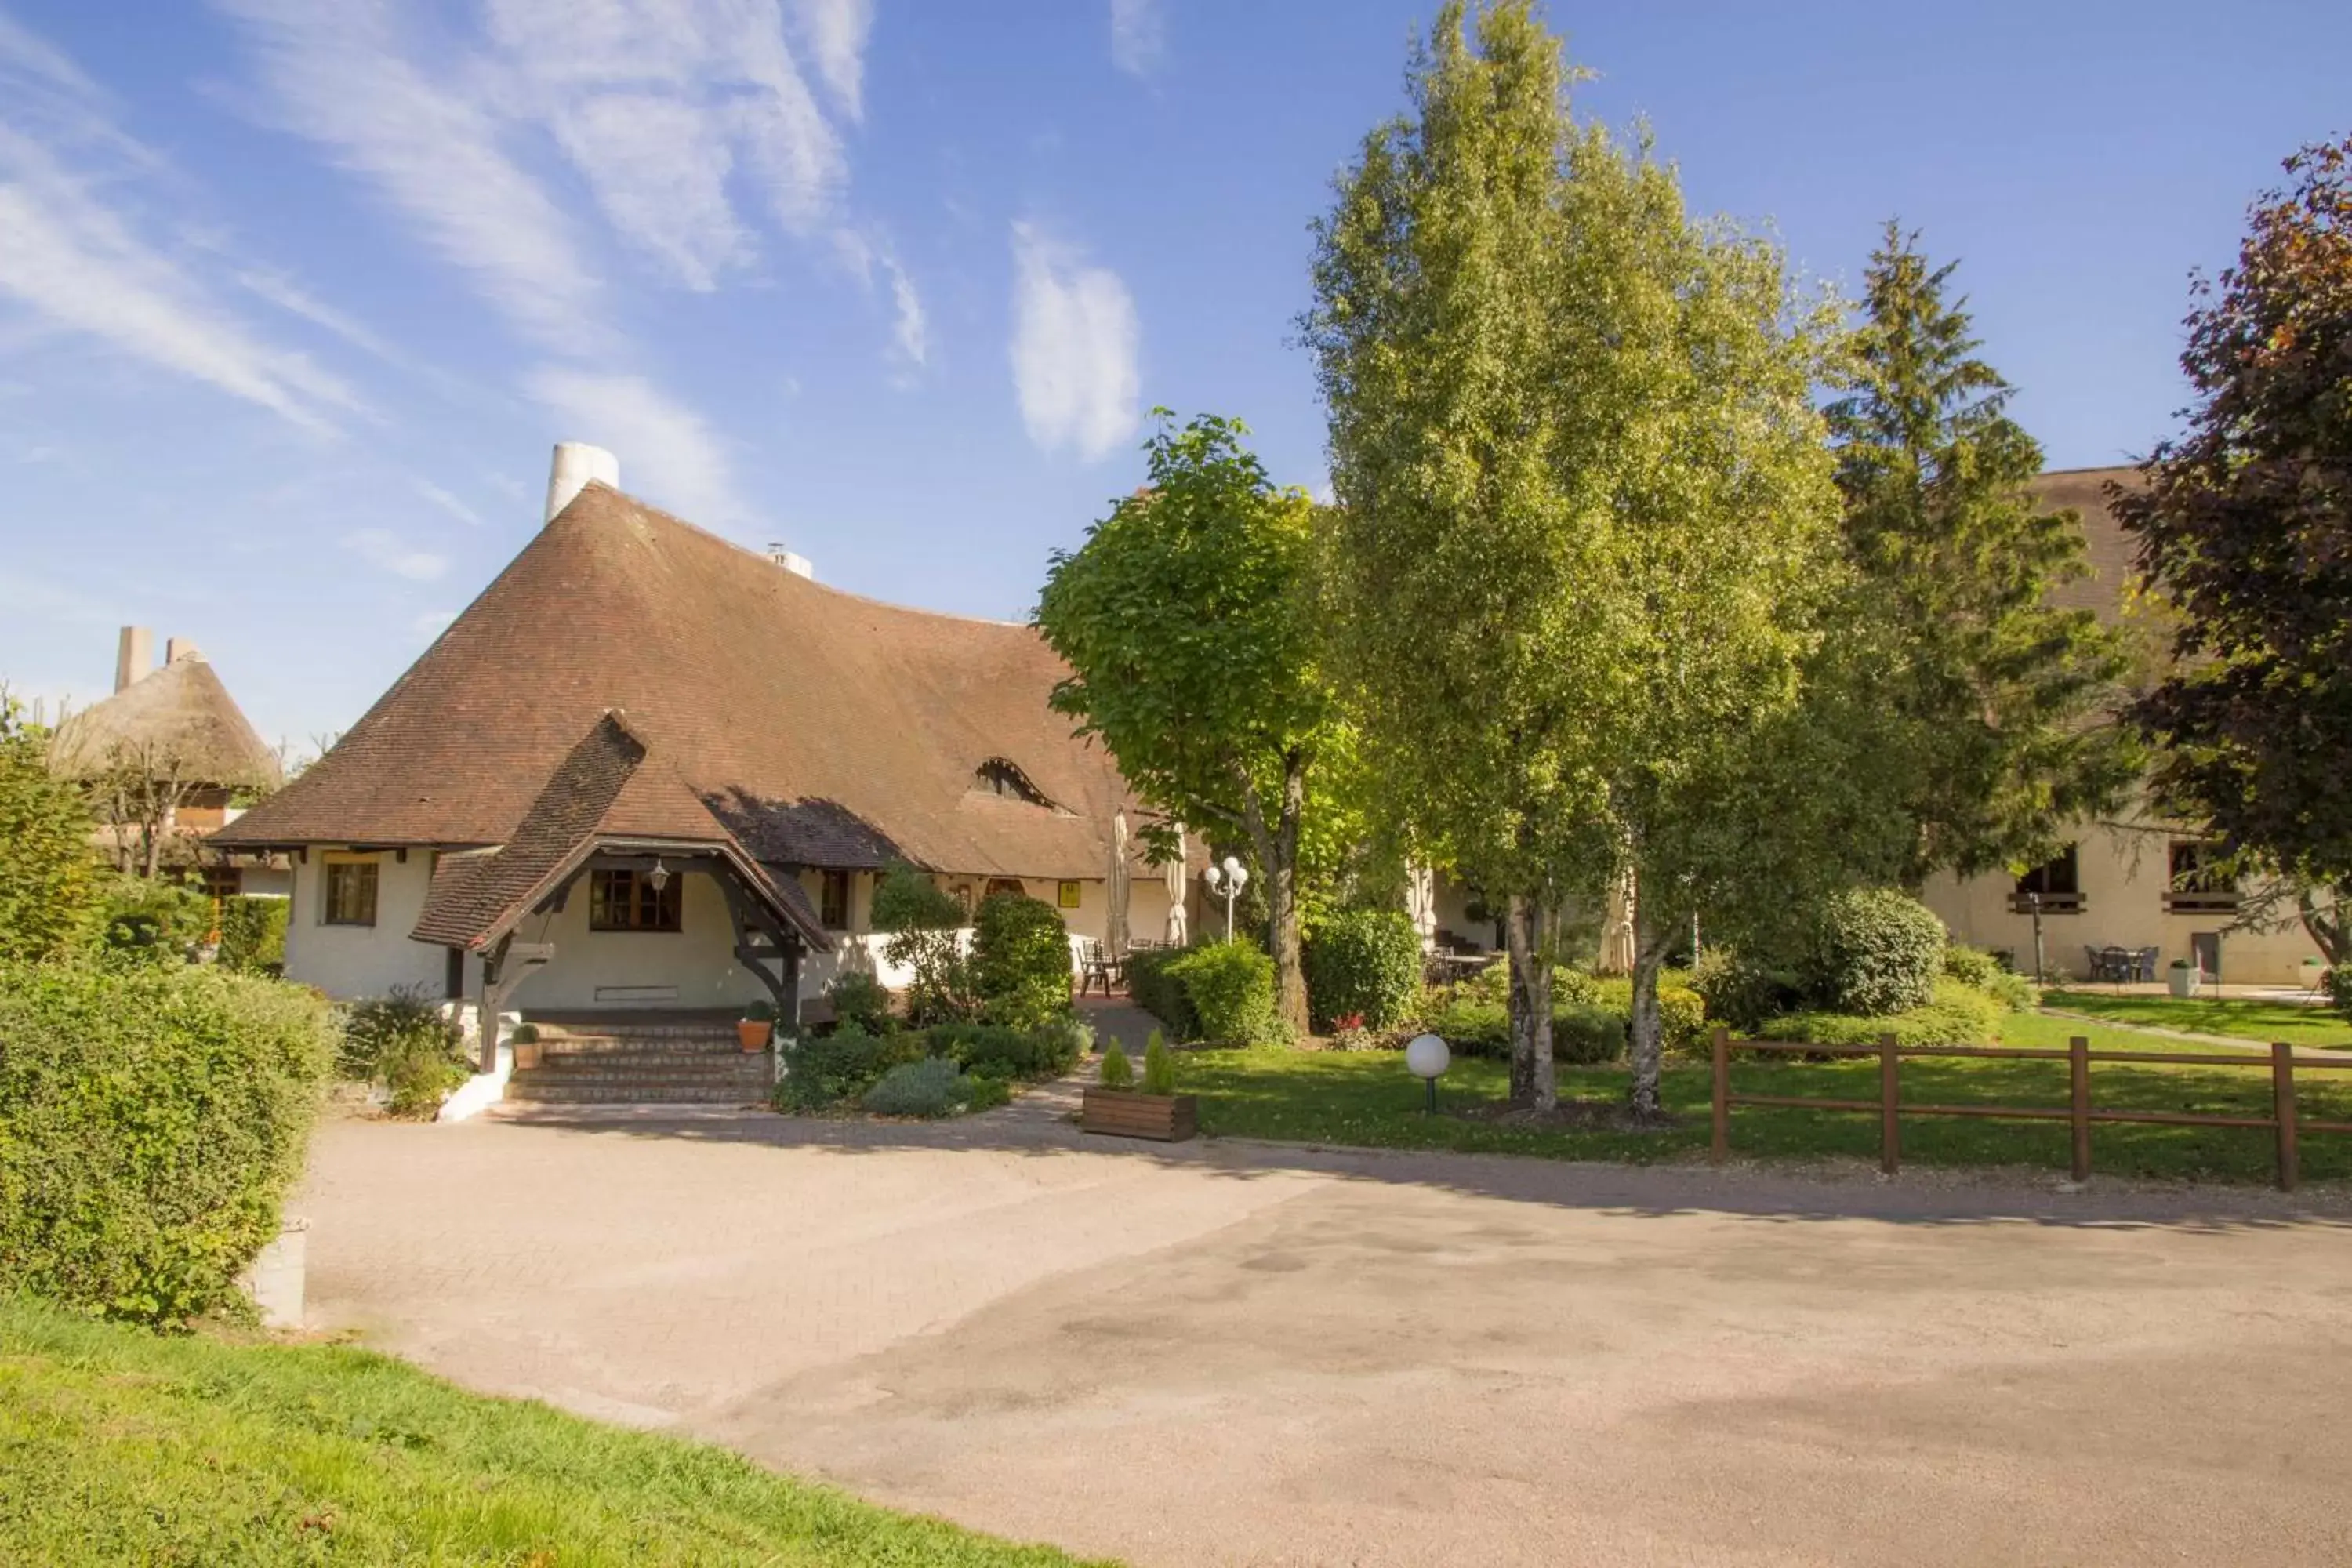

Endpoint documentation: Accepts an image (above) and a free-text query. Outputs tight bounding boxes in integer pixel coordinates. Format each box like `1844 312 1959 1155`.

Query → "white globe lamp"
1406 1033 1450 1115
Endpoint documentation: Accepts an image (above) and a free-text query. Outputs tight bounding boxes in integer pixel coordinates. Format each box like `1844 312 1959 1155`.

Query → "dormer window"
972 758 1052 808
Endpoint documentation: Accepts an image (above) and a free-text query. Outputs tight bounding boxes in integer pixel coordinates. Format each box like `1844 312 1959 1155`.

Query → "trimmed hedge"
970 893 1072 1030
216 896 289 976
926 1020 1083 1081
1755 978 2002 1049
1167 939 1283 1044
1303 909 1422 1030
0 960 335 1325
1809 887 1947 1015
1126 948 1199 1040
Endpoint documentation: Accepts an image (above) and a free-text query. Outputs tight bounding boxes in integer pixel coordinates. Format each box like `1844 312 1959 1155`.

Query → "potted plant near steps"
2168 957 2201 999
739 1000 775 1052
510 1022 543 1072
1080 1031 1198 1142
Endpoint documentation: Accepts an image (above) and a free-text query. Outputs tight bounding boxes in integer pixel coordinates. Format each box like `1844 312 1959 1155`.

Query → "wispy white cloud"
343 528 450 581
235 267 403 365
216 0 609 354
1009 222 1139 462
0 117 358 433
525 365 744 526
788 0 874 122
1110 0 1163 77
412 478 486 528
885 256 927 372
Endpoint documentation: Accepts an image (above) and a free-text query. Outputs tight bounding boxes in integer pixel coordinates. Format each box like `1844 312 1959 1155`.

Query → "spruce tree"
1824 223 2140 885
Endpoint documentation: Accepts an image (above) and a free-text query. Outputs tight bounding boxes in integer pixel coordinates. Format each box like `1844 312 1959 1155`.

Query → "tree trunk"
1236 754 1312 1039
2299 883 2347 967
1505 893 1555 1109
1627 873 1669 1120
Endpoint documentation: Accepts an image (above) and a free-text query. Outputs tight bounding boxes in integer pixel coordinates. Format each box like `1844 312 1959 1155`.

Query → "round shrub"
1807 887 1947 1016
1167 939 1282 1044
1303 909 1422 1030
1552 1003 1627 1065
0 959 335 1324
969 893 1072 1030
1940 944 1999 989
860 1056 971 1117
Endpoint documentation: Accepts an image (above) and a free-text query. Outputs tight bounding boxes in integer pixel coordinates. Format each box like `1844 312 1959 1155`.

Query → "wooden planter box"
1080 1087 1198 1142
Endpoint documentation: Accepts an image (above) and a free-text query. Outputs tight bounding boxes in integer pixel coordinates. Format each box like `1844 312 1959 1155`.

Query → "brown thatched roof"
216 481 1142 880
49 654 281 789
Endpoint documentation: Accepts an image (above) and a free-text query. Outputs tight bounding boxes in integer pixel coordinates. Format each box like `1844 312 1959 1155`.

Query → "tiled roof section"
216 481 1144 880
49 655 282 789
2028 466 2141 627
409 710 830 953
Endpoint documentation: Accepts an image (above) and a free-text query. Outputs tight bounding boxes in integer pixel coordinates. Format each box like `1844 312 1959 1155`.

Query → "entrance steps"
506 1017 773 1106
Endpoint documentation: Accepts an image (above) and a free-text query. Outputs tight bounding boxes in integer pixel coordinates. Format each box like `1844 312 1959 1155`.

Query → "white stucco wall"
1921 822 2325 985
504 869 782 1012
282 851 447 1001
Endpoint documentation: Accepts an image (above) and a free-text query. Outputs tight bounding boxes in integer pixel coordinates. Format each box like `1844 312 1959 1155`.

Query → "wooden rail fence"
1707 1028 2352 1191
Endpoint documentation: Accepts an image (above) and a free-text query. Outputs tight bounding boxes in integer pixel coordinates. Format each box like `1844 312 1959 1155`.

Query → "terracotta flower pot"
514 1040 543 1071
738 1019 773 1051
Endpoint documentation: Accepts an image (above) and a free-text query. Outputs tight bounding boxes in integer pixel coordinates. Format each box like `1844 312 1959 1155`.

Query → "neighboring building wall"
1922 821 2325 985
283 850 445 1000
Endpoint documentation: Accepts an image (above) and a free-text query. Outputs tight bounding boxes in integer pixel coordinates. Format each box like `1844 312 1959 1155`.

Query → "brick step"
532 1031 744 1051
537 1045 757 1066
517 1065 771 1089
504 1079 768 1105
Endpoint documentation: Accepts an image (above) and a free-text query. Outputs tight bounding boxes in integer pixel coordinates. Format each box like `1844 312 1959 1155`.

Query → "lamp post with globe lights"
1406 1033 1450 1116
1202 855 1249 942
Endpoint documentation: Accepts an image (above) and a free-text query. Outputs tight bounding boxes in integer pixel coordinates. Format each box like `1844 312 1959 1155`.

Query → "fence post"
1878 1032 1900 1177
2273 1041 2299 1193
2068 1035 2092 1184
1710 1028 1730 1165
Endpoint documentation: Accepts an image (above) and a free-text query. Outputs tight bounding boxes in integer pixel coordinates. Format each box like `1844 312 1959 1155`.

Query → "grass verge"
0 1298 1105 1566
2040 990 2350 1048
1183 1015 2352 1185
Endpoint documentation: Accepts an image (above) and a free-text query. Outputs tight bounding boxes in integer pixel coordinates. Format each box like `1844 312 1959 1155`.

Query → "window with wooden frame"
322 859 379 927
2009 846 2082 913
1057 880 1083 910
818 868 851 931
201 864 241 902
588 868 681 932
2165 840 2238 914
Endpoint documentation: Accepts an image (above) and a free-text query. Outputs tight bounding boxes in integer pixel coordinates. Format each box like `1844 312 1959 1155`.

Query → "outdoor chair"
1075 937 1123 998
2134 946 2161 982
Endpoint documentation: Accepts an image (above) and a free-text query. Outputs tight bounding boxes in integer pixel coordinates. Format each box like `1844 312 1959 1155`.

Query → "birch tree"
1306 0 1842 1113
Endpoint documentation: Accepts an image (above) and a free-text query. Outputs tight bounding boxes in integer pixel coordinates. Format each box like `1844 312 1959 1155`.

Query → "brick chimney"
114 626 154 693
165 636 202 665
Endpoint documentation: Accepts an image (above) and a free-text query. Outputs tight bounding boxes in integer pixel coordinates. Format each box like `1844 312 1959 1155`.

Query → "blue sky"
2 0 2347 752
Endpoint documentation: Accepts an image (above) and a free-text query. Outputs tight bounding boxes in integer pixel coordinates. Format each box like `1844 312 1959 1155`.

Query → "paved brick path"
297 1010 2352 1566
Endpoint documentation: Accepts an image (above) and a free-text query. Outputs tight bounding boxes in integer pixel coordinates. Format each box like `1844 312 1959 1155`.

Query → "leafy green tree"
1824 223 2140 884
1035 412 1332 1035
869 863 976 1027
2113 136 2352 982
1306 0 1842 1112
0 697 99 963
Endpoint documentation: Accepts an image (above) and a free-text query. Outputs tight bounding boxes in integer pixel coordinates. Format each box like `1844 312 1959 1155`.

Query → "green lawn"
0 1301 1105 1567
1181 1014 2352 1185
2041 990 2352 1048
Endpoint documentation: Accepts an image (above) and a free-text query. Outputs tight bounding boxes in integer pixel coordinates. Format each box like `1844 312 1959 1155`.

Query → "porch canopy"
411 712 831 1067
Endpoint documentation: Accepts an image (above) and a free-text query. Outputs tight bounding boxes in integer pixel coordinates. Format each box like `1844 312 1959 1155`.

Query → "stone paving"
296 1001 2352 1566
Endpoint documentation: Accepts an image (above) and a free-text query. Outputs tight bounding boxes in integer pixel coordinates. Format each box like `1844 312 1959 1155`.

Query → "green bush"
0 959 335 1324
96 877 214 963
1940 945 1999 989
775 1025 923 1111
1125 947 1199 1039
826 971 895 1034
1303 909 1422 1029
870 864 976 1027
215 896 289 976
1426 996 1625 1063
1099 1041 1135 1089
0 704 100 962
859 1057 970 1118
1755 978 2002 1050
1984 968 2039 1012
2328 966 2349 1019
968 894 1072 1029
925 1019 1083 1081
963 1073 1013 1111
339 986 470 1117
1807 887 1947 1015
1142 1032 1178 1095
1589 976 1708 1055
1167 939 1283 1044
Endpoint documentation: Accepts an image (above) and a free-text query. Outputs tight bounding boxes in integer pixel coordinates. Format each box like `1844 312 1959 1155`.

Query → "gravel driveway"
297 1084 2352 1566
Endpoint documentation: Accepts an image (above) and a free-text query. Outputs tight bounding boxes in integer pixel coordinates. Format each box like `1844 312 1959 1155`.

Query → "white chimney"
165 636 202 665
114 626 153 693
767 543 814 579
545 441 619 523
